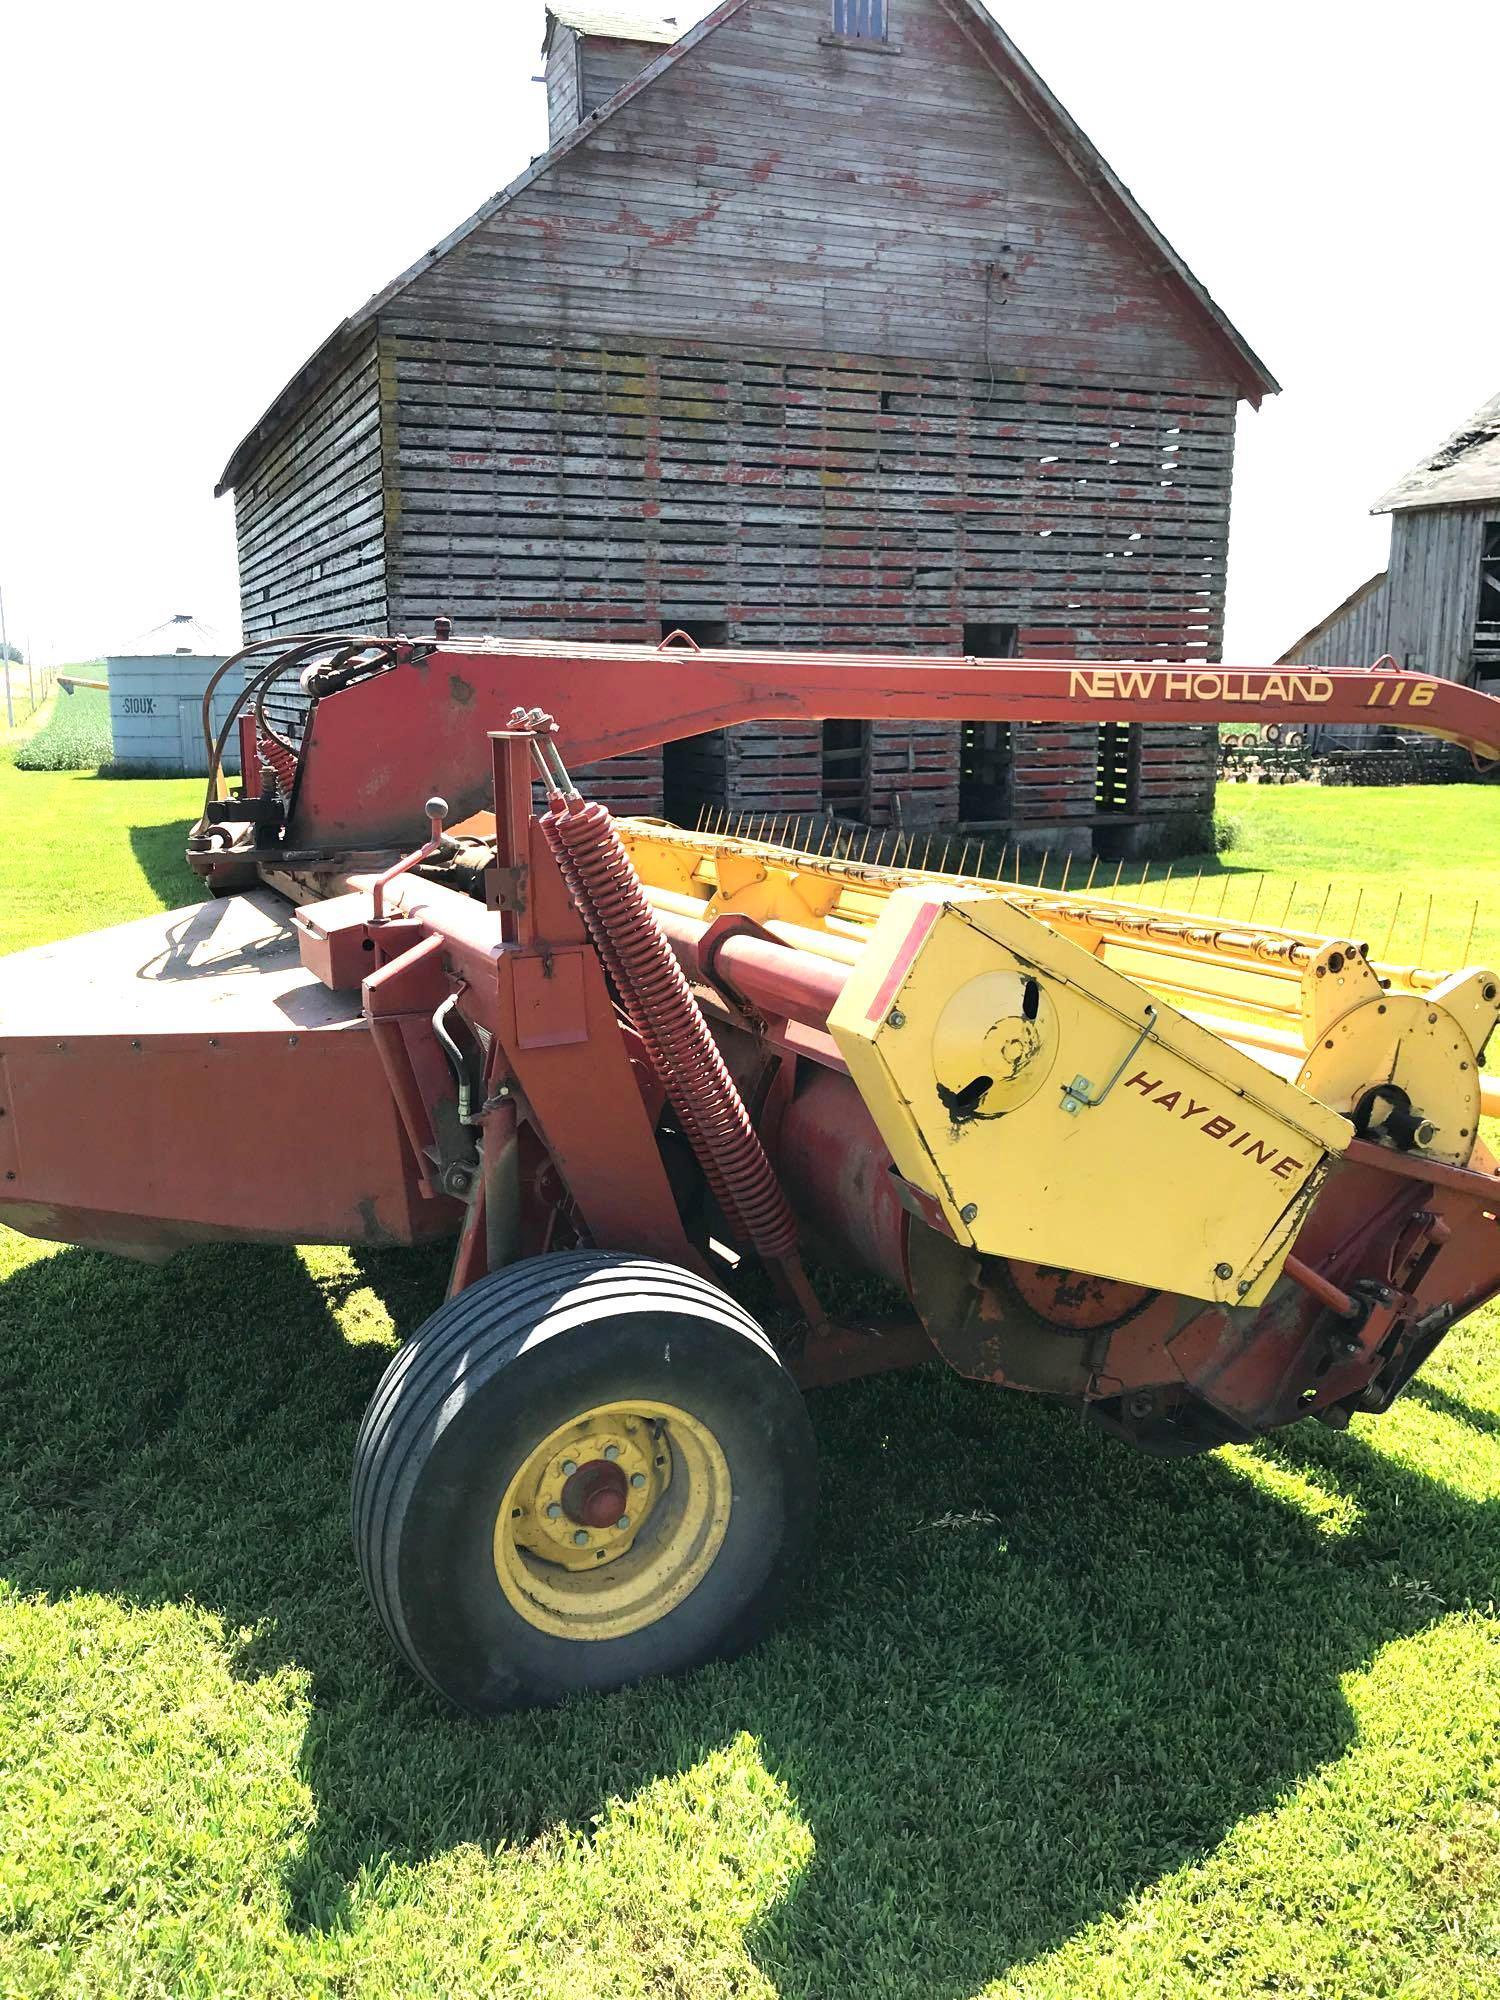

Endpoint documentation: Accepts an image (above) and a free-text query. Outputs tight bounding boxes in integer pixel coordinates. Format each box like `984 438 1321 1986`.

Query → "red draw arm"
283 642 1500 853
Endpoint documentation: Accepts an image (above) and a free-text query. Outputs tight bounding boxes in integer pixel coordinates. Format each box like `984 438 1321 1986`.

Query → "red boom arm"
281 642 1500 852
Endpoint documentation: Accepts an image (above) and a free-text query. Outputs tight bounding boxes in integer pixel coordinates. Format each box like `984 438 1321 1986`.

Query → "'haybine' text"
1124 1070 1305 1182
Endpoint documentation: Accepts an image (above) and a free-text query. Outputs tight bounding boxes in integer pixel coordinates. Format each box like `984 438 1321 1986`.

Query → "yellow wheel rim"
493 1400 732 1641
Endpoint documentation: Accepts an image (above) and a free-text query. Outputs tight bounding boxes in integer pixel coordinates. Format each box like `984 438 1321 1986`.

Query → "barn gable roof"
216 0 1277 496
1373 389 1500 515
1277 570 1388 665
543 4 697 46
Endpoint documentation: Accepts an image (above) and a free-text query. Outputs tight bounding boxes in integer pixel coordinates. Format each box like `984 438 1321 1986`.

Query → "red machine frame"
250 640 1500 858
203 638 1500 1449
5 636 1497 1450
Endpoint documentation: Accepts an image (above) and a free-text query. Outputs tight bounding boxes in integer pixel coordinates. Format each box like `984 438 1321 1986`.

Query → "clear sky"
1 0 1494 667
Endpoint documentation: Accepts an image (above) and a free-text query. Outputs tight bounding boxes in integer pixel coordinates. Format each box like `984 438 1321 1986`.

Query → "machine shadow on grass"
126 814 205 910
1 1237 1496 1995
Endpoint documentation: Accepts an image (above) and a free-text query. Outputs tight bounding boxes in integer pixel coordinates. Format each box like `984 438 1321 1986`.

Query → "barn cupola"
541 5 693 146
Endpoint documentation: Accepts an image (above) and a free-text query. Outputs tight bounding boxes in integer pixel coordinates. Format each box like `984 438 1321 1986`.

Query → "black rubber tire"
352 1251 817 1713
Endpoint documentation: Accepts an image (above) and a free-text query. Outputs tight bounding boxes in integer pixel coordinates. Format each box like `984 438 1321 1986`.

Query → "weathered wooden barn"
1281 390 1500 697
217 0 1277 849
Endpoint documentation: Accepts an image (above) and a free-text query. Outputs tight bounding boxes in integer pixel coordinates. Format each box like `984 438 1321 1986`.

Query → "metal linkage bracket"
1060 1005 1158 1116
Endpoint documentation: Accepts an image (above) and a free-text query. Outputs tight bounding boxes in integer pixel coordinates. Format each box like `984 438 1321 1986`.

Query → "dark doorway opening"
959 621 1017 822
660 620 729 825
1475 523 1500 685
821 719 868 819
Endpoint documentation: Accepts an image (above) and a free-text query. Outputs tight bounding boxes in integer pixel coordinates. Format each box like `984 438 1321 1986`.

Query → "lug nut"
630 1472 647 1489
573 1529 589 1546
561 1459 578 1475
546 1503 562 1520
604 1445 620 1460
616 1515 630 1530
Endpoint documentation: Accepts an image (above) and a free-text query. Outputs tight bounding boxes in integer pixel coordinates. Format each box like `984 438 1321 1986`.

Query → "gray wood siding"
579 36 659 118
233 336 388 646
1292 509 1490 705
224 0 1247 827
1386 506 1487 682
1278 572 1391 746
405 0 1233 384
1285 575 1392 674
382 319 1231 819
545 28 582 146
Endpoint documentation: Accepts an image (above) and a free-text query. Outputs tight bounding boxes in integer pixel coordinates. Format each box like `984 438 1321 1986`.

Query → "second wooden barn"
217 0 1276 853
1282 389 1500 698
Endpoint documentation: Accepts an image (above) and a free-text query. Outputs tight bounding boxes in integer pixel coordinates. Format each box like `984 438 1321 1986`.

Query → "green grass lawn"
2 764 1500 1998
1130 786 1500 972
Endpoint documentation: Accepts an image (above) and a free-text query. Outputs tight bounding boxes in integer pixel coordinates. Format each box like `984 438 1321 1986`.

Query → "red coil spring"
541 793 800 1263
257 728 299 800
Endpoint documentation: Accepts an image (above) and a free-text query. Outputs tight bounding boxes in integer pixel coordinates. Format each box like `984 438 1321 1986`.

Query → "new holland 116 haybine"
2 634 1497 1711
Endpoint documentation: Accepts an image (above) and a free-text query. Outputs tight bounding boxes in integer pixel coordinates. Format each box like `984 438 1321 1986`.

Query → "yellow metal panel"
829 889 1353 1309
617 822 1496 1145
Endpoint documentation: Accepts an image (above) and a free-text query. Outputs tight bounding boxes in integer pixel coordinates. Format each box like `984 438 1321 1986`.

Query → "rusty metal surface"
905 1147 1500 1454
789 1315 939 1391
1002 1260 1158 1333
775 1063 911 1291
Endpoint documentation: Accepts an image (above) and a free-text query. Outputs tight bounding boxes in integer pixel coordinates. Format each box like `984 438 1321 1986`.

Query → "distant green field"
1 765 1499 1999
11 679 113 772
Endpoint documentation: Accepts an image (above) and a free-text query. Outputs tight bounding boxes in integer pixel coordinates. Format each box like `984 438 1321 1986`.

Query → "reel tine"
1381 890 1403 959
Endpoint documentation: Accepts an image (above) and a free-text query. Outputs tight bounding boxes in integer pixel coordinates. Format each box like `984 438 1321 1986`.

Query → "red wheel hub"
561 1459 630 1528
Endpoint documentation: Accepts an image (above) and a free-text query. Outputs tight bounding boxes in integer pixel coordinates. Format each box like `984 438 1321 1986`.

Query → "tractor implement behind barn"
1 633 1497 1713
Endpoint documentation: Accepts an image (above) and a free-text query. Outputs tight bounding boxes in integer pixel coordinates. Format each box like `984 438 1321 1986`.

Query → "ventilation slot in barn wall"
1095 721 1138 816
831 0 890 39
661 621 729 825
958 621 1017 822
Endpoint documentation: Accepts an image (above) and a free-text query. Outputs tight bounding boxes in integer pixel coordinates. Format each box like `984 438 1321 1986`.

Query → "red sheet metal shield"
0 893 449 1256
